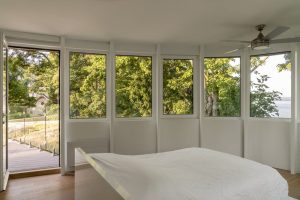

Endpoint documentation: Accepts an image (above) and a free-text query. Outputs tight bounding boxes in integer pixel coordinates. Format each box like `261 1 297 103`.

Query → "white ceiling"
0 0 300 44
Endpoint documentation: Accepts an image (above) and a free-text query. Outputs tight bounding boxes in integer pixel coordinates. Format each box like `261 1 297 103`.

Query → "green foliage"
204 58 240 117
69 52 106 118
8 48 59 119
250 72 281 117
115 56 152 117
277 53 291 72
163 59 193 115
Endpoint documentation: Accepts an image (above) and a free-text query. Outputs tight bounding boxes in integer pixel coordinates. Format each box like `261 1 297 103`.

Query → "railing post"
45 115 47 150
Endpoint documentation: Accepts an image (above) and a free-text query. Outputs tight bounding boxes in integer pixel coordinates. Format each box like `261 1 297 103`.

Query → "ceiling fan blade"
224 48 240 54
265 26 290 40
223 40 250 44
270 37 300 44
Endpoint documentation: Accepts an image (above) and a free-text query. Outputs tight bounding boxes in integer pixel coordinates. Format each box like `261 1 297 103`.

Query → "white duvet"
90 148 293 200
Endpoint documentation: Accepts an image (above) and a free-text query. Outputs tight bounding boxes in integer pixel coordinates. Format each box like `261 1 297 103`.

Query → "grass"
8 117 59 155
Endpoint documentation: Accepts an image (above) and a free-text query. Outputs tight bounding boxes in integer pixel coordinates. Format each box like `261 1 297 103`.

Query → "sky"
251 54 291 98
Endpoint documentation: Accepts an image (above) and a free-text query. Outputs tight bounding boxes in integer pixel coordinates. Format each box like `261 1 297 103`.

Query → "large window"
250 53 291 118
163 59 193 115
204 57 241 117
115 55 152 118
69 52 106 119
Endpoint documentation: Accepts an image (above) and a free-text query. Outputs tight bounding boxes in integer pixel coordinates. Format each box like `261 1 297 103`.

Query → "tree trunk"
212 90 219 117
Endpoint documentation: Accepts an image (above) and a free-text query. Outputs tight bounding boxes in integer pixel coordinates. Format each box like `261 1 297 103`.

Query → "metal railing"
8 106 59 156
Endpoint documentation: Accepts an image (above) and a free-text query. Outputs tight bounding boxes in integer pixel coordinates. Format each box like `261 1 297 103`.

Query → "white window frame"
202 56 242 119
67 48 109 122
113 52 155 121
160 55 198 119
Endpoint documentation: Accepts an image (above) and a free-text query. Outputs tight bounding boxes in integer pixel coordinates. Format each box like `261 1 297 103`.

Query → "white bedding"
90 148 293 200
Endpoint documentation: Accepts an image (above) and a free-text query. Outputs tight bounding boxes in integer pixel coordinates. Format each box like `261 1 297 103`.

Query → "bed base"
75 148 124 200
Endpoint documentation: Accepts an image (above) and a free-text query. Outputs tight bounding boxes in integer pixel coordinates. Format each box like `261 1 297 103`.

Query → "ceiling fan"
225 24 300 54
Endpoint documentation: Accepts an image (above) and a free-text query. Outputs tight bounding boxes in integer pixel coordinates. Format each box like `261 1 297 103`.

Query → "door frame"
5 45 61 173
0 32 9 191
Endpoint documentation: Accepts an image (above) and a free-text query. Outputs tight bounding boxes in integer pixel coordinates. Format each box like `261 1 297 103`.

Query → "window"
204 57 241 117
115 55 152 118
250 53 291 118
69 52 106 119
163 59 193 115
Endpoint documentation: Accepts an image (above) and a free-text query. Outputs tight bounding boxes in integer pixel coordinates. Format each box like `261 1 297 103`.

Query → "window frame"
203 56 242 118
68 49 109 121
160 55 197 119
113 53 155 120
249 51 292 119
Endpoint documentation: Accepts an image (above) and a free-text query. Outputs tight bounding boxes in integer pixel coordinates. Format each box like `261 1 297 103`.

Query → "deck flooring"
8 140 59 172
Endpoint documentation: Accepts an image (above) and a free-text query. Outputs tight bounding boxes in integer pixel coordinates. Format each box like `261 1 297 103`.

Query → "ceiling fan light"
251 40 270 50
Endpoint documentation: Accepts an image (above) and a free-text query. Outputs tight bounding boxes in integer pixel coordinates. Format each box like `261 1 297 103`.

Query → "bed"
75 147 294 200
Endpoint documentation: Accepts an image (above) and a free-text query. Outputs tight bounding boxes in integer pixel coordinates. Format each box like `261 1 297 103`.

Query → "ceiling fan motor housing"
251 24 270 50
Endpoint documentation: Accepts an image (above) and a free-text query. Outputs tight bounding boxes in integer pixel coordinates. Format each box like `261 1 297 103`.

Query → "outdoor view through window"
69 52 106 119
163 59 193 115
115 55 152 118
250 53 291 118
7 47 60 172
204 57 241 117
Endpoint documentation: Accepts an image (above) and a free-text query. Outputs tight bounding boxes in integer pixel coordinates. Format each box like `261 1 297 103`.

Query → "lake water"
275 100 291 118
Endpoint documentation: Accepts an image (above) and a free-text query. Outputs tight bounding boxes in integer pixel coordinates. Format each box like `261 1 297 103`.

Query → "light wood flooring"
0 174 74 200
0 170 299 200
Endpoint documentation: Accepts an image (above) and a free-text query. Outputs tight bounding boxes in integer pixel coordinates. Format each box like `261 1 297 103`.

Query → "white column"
109 41 115 153
60 36 67 174
199 45 205 147
155 44 160 152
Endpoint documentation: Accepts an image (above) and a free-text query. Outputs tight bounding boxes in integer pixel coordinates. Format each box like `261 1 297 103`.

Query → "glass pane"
115 55 152 118
69 52 106 119
204 57 241 117
163 59 193 115
250 53 291 118
8 47 60 172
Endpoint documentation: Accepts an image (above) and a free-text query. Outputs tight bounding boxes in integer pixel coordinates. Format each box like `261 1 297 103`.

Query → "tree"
163 59 193 115
8 48 59 118
115 56 152 117
69 53 106 118
250 72 281 117
250 53 291 117
204 58 240 117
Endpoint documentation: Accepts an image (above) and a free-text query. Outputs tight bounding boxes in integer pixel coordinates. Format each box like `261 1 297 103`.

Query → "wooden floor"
0 170 299 200
277 169 300 199
0 174 74 200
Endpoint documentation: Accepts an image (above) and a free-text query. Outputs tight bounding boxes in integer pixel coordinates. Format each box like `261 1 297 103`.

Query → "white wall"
201 118 243 156
158 119 199 152
113 120 157 154
244 120 291 170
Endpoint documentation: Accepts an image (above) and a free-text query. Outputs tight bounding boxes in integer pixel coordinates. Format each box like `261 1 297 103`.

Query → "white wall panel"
65 38 109 51
158 119 199 152
114 42 156 54
66 121 110 170
201 118 243 156
66 121 110 141
244 119 290 170
161 44 199 56
113 120 156 154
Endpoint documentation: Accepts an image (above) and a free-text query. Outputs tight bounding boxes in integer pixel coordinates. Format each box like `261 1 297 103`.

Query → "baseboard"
9 168 60 179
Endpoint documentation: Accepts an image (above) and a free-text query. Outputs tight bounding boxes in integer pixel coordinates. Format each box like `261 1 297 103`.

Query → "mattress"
90 148 293 200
